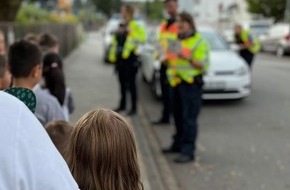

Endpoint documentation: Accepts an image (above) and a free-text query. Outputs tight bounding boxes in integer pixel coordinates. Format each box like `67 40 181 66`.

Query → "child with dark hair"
39 33 59 54
46 120 74 157
43 53 74 121
0 55 11 90
24 33 39 45
8 40 65 126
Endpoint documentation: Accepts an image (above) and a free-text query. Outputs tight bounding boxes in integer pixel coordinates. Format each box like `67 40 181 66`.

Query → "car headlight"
235 66 248 76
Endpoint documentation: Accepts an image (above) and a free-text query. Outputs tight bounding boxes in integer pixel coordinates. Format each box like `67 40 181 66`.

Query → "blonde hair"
65 109 143 190
46 120 73 156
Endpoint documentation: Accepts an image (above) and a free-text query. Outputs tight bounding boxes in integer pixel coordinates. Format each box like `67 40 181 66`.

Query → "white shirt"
0 91 78 190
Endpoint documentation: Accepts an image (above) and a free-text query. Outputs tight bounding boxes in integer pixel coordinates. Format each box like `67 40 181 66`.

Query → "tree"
0 0 23 21
92 0 121 17
146 0 163 21
246 0 287 22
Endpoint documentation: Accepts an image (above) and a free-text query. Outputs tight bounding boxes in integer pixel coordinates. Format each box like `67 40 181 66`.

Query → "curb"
135 103 179 190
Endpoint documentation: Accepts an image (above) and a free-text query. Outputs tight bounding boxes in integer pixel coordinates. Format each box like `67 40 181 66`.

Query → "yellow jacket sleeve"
192 38 210 71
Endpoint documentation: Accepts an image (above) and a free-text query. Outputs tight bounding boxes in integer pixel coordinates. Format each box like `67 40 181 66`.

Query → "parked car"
243 19 273 40
140 27 252 100
260 23 290 57
102 14 146 63
139 27 162 97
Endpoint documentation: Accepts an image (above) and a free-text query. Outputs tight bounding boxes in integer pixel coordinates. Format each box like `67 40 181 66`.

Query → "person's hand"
178 53 190 61
239 44 246 50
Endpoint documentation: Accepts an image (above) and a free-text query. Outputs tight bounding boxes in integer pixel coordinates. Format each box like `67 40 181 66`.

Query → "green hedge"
16 4 79 25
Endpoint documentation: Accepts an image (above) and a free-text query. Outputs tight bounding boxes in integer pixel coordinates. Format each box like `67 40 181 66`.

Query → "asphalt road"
65 31 290 190
139 52 290 190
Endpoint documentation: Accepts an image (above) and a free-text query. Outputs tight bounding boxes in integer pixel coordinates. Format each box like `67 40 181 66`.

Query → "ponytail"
43 53 66 106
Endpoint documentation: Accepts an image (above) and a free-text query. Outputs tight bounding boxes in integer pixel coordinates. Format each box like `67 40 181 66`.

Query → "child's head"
24 33 39 45
65 109 143 190
43 53 65 105
46 120 74 156
8 40 42 88
0 55 11 90
39 33 59 54
0 30 6 55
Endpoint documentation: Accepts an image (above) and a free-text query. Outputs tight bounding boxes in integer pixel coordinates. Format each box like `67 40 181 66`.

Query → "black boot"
174 154 195 163
162 146 181 154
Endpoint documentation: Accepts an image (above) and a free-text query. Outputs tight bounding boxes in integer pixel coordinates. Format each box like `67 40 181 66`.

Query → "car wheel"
276 46 285 57
152 71 162 99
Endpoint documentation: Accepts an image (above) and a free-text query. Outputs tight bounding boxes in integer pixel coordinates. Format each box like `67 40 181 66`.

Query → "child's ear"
31 64 42 79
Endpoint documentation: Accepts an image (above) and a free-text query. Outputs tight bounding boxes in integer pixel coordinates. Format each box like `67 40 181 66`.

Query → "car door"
271 25 285 51
263 26 277 52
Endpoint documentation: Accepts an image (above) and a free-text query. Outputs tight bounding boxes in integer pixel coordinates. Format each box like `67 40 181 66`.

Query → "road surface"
140 53 290 190
65 32 290 190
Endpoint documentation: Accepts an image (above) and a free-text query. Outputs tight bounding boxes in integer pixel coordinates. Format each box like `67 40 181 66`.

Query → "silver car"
261 23 290 57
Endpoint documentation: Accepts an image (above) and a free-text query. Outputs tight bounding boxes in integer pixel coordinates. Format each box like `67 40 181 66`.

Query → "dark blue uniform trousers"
171 82 202 157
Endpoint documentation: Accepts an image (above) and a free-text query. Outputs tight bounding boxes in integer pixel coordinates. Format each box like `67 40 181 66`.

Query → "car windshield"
200 31 228 51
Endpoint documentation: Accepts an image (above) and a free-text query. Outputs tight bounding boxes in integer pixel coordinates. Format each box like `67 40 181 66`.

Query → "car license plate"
204 81 225 90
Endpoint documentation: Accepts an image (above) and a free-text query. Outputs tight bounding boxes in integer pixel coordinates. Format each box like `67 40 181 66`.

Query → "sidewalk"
64 32 172 190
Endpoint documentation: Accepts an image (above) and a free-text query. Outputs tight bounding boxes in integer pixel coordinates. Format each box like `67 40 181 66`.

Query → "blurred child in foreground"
65 109 143 190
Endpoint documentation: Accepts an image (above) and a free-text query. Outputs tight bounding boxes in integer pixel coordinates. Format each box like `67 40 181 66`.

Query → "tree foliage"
92 0 121 17
246 0 287 22
15 3 79 25
0 0 23 21
146 0 163 21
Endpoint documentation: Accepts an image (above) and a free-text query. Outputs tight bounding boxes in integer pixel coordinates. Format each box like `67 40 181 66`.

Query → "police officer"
109 5 146 115
153 0 179 125
234 24 260 68
162 12 210 163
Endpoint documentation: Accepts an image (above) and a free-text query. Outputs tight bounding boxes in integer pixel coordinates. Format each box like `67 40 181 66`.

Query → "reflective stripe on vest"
167 33 208 87
109 37 117 63
240 30 260 54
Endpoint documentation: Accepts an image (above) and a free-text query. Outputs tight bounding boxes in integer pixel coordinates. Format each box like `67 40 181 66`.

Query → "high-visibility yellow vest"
158 20 178 60
109 20 146 63
240 30 260 54
167 33 210 87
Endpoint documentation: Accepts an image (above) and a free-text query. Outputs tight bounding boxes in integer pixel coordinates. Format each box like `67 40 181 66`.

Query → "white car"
140 27 252 100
